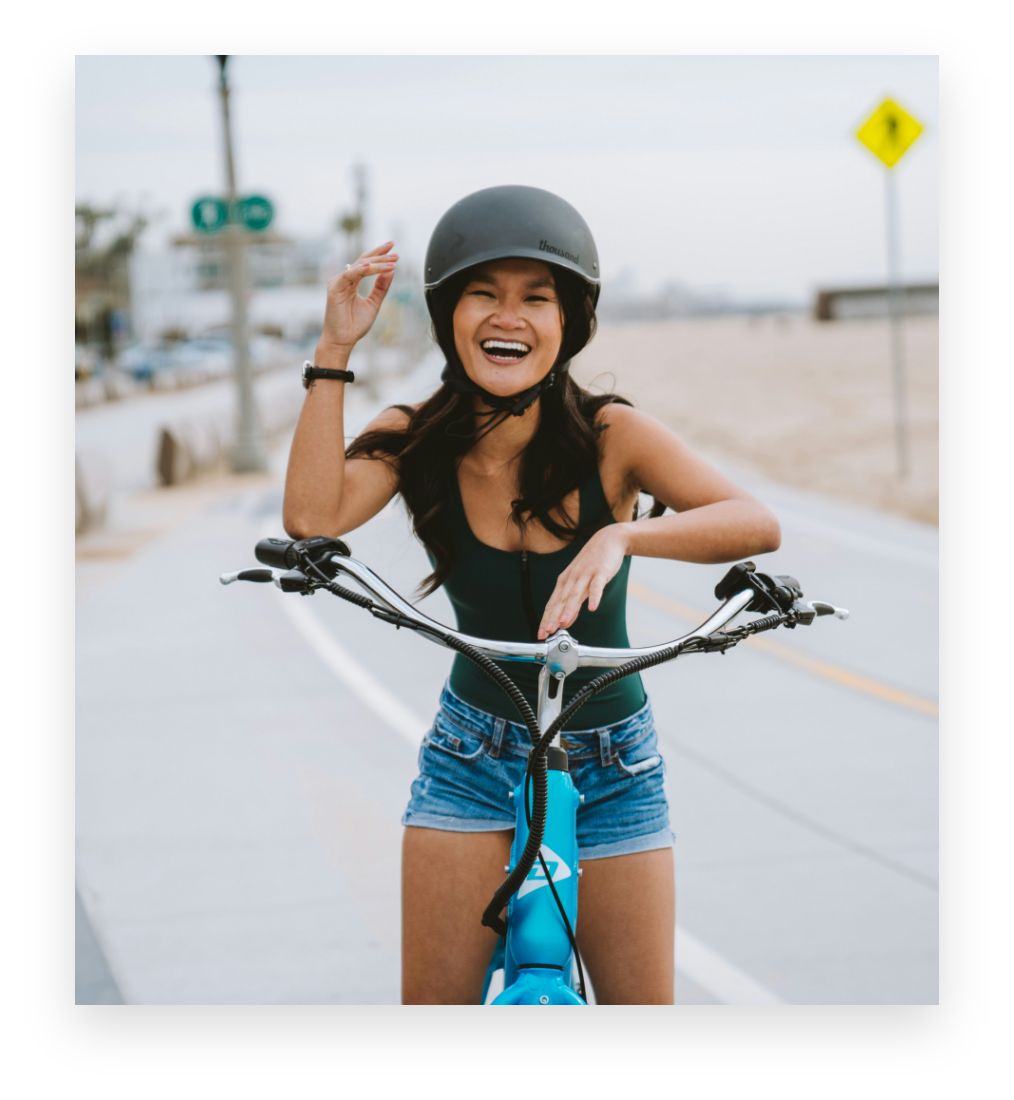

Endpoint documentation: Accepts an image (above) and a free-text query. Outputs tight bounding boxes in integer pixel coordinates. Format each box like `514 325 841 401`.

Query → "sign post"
215 55 267 475
856 98 924 478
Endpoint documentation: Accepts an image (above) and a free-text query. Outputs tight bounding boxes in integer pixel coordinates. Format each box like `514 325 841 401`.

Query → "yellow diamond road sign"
856 98 924 168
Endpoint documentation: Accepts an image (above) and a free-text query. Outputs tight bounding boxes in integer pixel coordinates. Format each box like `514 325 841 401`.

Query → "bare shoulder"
594 401 676 454
365 403 418 433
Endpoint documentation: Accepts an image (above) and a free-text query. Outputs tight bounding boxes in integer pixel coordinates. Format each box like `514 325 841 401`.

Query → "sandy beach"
571 315 939 526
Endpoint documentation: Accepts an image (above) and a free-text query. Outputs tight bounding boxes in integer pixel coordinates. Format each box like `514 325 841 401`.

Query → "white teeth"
482 340 531 353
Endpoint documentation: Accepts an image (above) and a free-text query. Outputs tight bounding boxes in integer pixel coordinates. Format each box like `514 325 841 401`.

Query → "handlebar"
221 535 848 943
221 538 849 673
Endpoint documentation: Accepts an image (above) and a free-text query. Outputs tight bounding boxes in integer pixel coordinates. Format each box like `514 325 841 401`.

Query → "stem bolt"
558 641 570 652
555 670 565 680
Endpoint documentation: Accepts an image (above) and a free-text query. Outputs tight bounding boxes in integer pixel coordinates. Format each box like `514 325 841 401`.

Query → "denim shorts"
402 682 674 860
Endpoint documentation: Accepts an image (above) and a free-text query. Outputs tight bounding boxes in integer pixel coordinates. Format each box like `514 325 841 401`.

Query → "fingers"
368 265 396 305
538 572 592 639
329 256 399 296
344 256 399 281
361 240 395 259
536 532 624 638
538 580 565 639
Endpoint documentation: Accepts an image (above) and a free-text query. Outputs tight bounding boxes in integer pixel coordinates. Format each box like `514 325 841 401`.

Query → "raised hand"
317 241 399 357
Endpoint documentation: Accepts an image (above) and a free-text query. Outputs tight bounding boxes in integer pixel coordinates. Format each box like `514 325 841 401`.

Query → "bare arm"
537 404 781 638
601 403 781 563
283 243 402 539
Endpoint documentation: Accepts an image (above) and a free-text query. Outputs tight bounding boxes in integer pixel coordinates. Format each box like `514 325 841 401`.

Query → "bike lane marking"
273 588 429 746
675 927 784 1005
628 581 938 719
276 575 788 1005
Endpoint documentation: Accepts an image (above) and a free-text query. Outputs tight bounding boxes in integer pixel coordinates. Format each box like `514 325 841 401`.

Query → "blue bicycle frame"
481 764 584 1004
222 546 847 1006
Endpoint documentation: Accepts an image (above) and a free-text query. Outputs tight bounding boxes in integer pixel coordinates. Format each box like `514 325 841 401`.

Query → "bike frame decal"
518 844 572 898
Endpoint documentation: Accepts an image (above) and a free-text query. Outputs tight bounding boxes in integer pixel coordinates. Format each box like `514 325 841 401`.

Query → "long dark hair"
347 264 655 595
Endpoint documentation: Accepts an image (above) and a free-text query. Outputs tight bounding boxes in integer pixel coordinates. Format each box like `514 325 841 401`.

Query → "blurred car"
167 337 234 379
117 337 233 384
117 341 173 383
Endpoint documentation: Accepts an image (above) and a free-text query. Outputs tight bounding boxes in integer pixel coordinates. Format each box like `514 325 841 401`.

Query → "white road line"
266 527 787 1006
675 927 785 1005
776 505 938 571
274 590 429 746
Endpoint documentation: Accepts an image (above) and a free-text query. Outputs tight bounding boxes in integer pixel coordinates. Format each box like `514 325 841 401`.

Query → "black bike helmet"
424 184 601 306
424 185 601 427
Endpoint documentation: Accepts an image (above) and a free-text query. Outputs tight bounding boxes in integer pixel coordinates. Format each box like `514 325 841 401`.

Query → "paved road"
76 382 937 1005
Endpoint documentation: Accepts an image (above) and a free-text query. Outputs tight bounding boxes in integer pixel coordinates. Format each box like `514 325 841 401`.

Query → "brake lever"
808 601 849 620
219 569 276 585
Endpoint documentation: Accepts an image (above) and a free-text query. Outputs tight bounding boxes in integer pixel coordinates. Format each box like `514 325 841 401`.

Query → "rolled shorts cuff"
578 826 675 861
402 809 515 833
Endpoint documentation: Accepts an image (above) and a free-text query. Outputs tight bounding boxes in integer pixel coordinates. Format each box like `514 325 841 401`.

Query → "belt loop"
597 729 612 767
490 717 506 759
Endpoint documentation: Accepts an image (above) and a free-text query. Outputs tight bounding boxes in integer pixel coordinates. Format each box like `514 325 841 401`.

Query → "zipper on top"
519 550 540 643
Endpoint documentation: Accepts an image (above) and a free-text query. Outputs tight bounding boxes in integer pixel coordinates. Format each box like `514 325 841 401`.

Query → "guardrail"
75 450 112 536
155 378 306 486
75 344 299 410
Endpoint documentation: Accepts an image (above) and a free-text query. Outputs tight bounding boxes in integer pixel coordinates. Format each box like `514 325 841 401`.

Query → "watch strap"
303 360 355 387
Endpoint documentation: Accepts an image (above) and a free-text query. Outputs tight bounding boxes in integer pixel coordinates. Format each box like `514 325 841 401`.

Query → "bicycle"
221 535 848 1005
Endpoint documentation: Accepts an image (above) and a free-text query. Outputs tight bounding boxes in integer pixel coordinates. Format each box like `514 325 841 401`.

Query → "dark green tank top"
437 467 646 730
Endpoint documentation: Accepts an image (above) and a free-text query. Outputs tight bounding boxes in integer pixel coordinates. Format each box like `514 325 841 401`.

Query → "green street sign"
235 194 274 232
191 196 229 234
190 194 274 234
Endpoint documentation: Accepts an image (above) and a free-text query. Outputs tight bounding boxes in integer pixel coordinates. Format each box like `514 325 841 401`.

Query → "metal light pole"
352 163 367 259
216 55 267 474
884 167 909 478
856 97 924 481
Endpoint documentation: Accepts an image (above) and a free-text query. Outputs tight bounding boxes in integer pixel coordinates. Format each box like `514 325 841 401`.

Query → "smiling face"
451 259 565 399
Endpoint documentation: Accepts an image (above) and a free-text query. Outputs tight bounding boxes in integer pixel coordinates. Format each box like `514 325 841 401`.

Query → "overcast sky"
76 55 938 304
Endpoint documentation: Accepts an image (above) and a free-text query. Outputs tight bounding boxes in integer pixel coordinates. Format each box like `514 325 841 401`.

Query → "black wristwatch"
302 360 355 389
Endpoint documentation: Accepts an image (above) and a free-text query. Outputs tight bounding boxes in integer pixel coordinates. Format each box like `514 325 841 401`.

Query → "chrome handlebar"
220 553 847 672
334 556 765 669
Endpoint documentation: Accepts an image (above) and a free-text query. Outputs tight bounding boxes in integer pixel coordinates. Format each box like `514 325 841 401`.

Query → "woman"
283 186 781 1005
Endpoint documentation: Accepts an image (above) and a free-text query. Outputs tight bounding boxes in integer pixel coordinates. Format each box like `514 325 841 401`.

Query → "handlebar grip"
255 537 298 570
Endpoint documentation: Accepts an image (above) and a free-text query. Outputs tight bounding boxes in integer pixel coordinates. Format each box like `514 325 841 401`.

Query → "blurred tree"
75 204 150 358
337 210 362 265
75 204 148 275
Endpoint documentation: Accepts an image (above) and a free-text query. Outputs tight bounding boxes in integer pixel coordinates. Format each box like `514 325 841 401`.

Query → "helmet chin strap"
441 359 570 439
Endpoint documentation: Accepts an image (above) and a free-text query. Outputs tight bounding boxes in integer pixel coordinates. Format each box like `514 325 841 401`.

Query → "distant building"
593 268 799 323
128 238 429 349
128 236 338 343
813 284 939 322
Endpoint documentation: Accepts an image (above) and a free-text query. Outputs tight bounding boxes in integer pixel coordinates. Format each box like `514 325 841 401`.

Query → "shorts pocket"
423 712 490 762
615 752 663 778
612 725 664 778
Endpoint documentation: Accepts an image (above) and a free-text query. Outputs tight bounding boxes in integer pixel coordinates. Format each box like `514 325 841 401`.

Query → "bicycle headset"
423 185 602 421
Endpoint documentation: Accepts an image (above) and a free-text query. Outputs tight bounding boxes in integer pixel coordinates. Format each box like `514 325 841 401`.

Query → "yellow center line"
627 580 939 720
